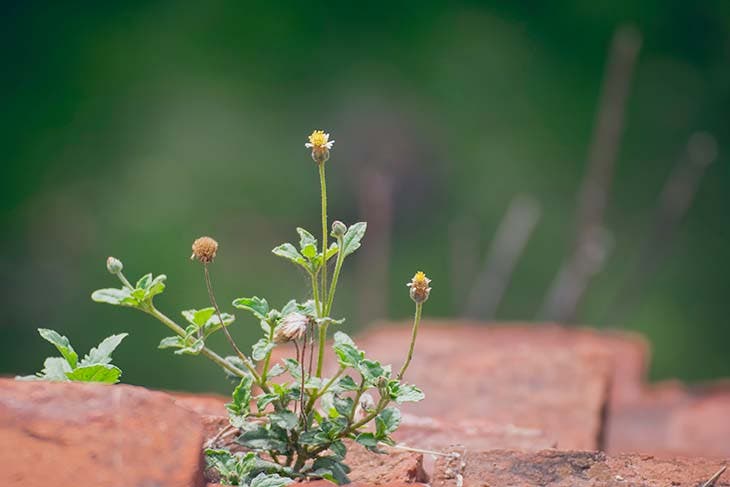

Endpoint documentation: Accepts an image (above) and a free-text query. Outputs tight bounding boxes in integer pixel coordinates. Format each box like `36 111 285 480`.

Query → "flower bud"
274 312 310 343
407 271 432 304
331 220 347 238
106 256 123 274
359 392 376 412
191 236 218 263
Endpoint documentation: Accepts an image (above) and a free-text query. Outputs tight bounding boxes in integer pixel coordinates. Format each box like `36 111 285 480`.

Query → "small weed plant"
18 328 127 383
91 131 431 486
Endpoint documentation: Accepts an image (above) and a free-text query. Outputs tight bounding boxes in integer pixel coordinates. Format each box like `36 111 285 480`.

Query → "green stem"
310 272 322 317
145 305 248 378
305 366 345 413
260 320 275 382
324 235 345 316
115 271 134 291
397 302 422 380
316 162 328 378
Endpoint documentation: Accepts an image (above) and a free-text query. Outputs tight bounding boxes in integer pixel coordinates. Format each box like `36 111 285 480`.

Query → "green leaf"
174 337 204 355
91 287 138 307
37 328 78 368
182 307 216 327
66 364 122 383
330 440 347 460
341 222 367 257
232 296 270 320
201 312 235 338
136 273 153 290
40 357 72 381
145 274 167 299
375 407 401 437
227 375 254 417
334 375 359 392
311 456 351 485
283 358 302 380
236 425 288 452
388 381 425 403
280 299 298 316
325 242 339 261
252 338 274 361
249 473 293 487
158 336 183 349
269 411 297 430
358 359 388 384
267 363 285 377
272 243 306 266
256 393 279 412
333 333 363 368
333 395 354 417
81 333 128 366
296 227 318 259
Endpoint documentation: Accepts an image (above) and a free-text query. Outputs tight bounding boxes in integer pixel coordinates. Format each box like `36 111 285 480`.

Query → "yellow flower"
407 271 432 304
305 130 334 164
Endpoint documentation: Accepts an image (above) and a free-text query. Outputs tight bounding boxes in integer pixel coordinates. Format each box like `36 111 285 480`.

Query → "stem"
315 323 328 378
299 338 307 428
145 305 248 378
397 302 422 380
203 264 267 390
319 163 328 310
114 271 134 290
324 235 345 316
260 320 275 382
310 272 322 317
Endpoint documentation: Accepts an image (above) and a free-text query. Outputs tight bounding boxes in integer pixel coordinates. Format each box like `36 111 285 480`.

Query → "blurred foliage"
1 1 729 392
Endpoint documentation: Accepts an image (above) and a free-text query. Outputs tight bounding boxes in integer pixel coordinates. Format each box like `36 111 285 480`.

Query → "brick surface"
433 449 730 487
345 322 619 450
0 379 206 487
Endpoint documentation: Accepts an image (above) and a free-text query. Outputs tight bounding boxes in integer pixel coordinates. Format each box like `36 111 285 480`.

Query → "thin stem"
319 163 328 309
115 271 134 290
397 302 422 380
310 272 322 317
145 305 248 378
299 339 307 428
324 235 345 316
293 341 301 415
315 323 328 378
203 264 266 389
260 320 275 382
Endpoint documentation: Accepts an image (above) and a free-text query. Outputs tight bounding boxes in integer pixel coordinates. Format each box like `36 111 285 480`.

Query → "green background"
2 1 729 393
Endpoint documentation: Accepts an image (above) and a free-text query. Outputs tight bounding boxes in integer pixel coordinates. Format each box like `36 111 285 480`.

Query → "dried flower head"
191 236 219 263
355 392 376 420
407 271 432 304
106 256 123 274
274 312 310 343
305 130 334 164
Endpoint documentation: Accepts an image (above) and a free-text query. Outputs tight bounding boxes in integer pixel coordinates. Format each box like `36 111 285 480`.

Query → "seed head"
274 312 310 343
191 236 219 263
331 220 347 238
407 271 432 304
106 256 123 274
305 130 334 164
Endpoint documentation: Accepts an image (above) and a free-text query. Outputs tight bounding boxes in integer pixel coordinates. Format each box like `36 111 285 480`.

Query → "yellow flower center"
308 130 328 148
412 271 428 287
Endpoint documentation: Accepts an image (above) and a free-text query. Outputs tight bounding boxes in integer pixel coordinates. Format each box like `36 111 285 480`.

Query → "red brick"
0 379 206 487
432 449 730 487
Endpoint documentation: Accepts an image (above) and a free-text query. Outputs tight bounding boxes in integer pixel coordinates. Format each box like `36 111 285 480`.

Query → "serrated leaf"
283 358 302 380
330 439 347 459
249 473 294 487
335 375 359 391
236 425 288 452
173 337 204 355
37 328 78 368
145 274 167 299
80 333 128 366
182 307 216 327
252 338 274 361
358 359 387 384
158 336 183 349
333 395 354 417
375 407 401 437
269 411 298 430
232 296 270 320
267 363 285 378
91 288 137 307
341 222 367 256
311 456 351 485
40 357 72 381
333 335 362 368
136 273 152 290
227 375 254 417
66 364 122 383
388 381 425 403
280 299 298 316
296 227 317 249
272 243 306 266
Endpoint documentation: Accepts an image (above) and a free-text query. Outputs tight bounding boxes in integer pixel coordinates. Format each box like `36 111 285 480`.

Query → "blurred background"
2 1 729 393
